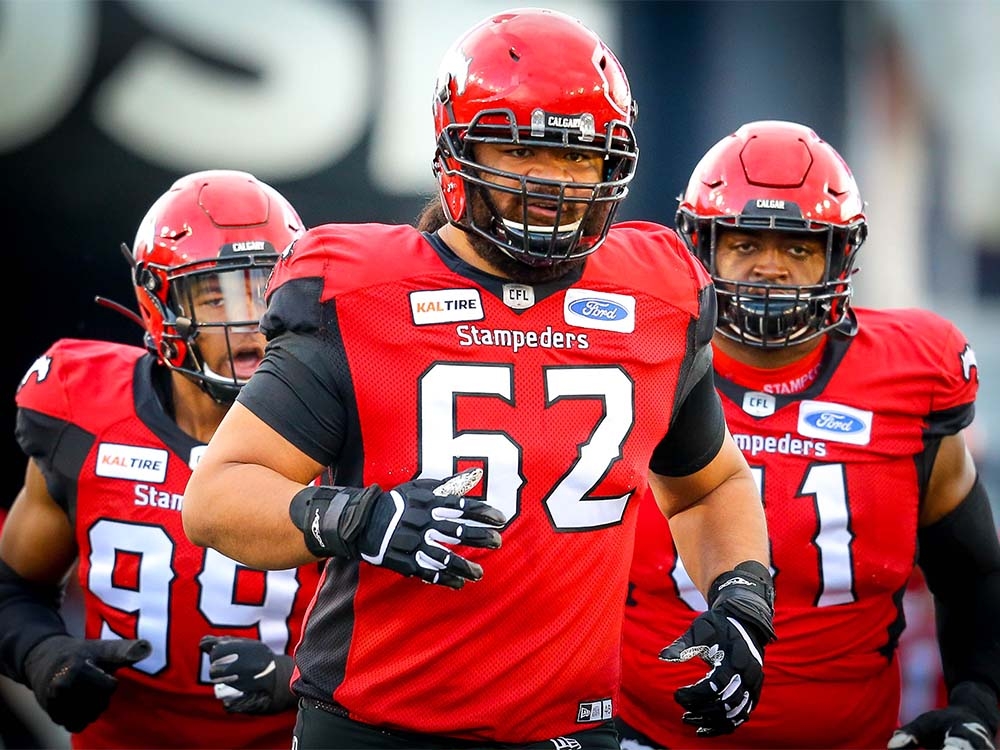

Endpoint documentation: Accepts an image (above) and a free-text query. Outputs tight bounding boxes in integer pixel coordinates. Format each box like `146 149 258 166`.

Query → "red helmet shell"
680 120 865 229
677 121 868 348
131 169 303 381
432 8 636 241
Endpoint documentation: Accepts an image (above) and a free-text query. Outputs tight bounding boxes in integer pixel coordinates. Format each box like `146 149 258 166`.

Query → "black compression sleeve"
0 559 68 683
238 333 349 467
918 476 1000 696
648 366 726 477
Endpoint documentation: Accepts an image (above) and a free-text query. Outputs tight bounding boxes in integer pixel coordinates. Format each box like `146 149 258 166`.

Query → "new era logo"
550 738 582 750
576 698 612 723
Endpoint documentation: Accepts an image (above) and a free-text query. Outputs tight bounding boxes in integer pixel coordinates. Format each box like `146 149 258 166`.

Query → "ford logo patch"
804 411 863 433
568 298 628 321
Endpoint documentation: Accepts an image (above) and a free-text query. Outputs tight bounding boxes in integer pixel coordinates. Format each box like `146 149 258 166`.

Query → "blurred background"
1 0 997 746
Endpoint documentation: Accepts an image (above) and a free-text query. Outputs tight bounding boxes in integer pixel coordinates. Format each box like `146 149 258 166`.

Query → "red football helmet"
676 120 868 347
432 7 638 266
130 170 304 403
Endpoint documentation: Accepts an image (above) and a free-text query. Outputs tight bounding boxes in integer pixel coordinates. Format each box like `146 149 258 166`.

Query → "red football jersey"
621 308 979 748
15 339 322 749
249 221 714 742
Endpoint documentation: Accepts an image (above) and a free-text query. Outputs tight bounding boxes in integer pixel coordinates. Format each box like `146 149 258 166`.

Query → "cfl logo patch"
576 698 612 723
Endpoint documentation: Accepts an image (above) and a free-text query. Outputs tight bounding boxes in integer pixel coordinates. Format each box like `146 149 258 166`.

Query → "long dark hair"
415 198 448 233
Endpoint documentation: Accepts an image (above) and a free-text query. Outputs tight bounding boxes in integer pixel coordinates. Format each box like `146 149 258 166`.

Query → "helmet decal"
436 45 472 98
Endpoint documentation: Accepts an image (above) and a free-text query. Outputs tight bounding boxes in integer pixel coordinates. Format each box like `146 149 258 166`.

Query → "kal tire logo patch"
96 443 169 482
410 289 484 325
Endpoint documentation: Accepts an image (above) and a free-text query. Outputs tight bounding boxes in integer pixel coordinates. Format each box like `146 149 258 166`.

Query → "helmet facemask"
139 253 276 404
436 108 637 267
678 205 866 348
675 120 869 349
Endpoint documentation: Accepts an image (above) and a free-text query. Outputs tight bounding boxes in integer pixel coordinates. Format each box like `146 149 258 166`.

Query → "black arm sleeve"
238 331 351 467
0 559 68 683
648 365 726 477
918 475 1000 696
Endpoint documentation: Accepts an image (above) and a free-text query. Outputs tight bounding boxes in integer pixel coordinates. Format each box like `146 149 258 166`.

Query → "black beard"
466 190 597 283
466 231 586 283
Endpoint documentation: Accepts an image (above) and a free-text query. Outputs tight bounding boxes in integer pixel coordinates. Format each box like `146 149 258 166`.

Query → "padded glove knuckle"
292 469 502 589
662 561 775 735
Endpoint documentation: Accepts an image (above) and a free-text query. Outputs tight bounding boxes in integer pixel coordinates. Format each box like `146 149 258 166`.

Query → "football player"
618 121 1000 749
183 9 774 749
0 170 321 748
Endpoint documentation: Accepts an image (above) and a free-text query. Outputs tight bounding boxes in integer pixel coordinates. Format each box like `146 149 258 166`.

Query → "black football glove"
289 468 505 589
659 560 776 737
22 634 151 732
199 635 297 714
889 681 1000 750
